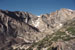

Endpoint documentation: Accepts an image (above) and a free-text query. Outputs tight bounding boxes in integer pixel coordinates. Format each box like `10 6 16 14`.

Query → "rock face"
52 39 75 50
0 10 41 50
0 8 75 50
38 8 75 32
28 18 75 50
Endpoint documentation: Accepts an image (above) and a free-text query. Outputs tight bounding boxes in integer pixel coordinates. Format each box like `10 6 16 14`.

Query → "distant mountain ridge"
0 8 75 50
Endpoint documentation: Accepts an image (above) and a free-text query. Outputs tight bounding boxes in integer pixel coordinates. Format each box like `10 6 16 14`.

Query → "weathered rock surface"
0 8 75 50
28 18 75 50
52 39 75 50
0 10 41 50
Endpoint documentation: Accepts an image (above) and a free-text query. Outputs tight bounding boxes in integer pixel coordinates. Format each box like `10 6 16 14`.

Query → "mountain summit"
0 8 75 50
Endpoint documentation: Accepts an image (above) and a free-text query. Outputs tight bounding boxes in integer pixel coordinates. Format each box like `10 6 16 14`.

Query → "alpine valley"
0 8 75 50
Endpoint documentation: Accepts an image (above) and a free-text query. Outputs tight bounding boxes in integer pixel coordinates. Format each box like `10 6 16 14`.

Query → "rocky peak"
36 8 75 32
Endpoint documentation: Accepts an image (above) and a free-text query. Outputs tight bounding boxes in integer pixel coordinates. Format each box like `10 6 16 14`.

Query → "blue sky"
0 0 75 15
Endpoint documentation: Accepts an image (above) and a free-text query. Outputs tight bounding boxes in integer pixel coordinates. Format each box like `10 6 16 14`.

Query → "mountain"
28 18 75 50
0 8 75 50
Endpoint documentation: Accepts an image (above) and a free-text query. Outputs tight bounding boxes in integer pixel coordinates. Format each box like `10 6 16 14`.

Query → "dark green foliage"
51 36 62 41
27 47 33 50
55 31 66 35
62 35 75 41
66 26 75 35
47 47 52 50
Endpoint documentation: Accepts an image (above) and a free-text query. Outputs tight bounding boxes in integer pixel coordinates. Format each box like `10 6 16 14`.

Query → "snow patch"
32 18 40 27
37 16 40 17
59 23 63 27
67 9 73 11
56 23 63 29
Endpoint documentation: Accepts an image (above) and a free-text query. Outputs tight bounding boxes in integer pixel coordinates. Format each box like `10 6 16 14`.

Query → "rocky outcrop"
38 8 75 32
0 8 75 50
51 39 75 50
0 10 41 50
28 18 75 50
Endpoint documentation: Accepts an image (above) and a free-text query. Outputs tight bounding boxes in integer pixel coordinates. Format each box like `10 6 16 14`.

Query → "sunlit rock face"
37 8 75 33
50 39 75 50
0 8 75 50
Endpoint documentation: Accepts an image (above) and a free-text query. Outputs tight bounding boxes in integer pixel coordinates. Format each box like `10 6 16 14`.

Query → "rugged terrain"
0 8 75 50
